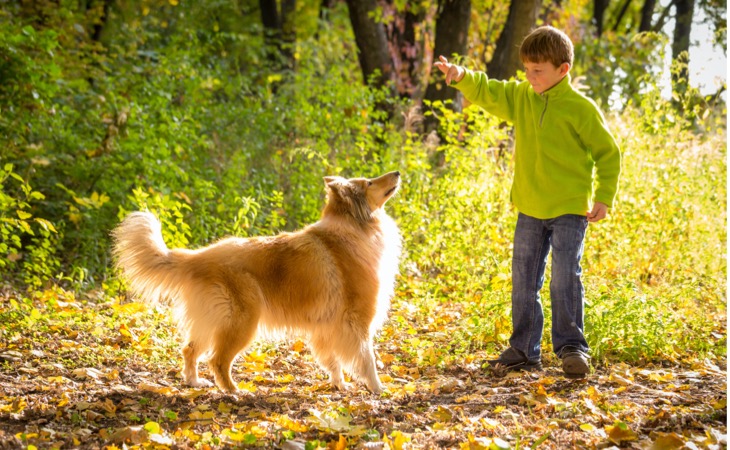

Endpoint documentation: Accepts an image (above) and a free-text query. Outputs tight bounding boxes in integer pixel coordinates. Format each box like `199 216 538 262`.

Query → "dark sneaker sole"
488 360 543 372
562 358 590 378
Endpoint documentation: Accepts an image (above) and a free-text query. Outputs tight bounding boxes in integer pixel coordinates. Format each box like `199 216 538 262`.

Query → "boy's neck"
544 74 568 92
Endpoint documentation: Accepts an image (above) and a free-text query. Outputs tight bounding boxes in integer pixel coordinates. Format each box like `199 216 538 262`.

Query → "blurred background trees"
0 0 726 289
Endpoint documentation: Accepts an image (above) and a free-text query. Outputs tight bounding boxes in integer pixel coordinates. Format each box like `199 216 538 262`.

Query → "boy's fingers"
439 55 448 63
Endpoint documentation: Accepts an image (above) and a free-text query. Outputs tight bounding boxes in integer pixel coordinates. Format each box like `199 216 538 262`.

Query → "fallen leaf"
606 421 638 444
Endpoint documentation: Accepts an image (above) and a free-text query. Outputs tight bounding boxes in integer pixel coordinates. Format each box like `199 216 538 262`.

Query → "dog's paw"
367 382 384 395
187 378 214 388
333 381 353 392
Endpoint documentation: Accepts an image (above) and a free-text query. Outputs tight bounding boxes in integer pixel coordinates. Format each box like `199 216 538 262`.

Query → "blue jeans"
509 213 589 361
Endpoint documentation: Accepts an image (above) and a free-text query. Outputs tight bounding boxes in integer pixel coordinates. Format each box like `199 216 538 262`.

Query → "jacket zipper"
539 94 548 127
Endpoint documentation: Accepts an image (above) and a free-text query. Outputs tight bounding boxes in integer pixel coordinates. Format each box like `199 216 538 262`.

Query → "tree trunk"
316 0 335 39
423 0 471 120
387 4 426 99
86 0 112 43
639 0 657 32
671 0 694 94
611 0 633 32
345 0 395 90
593 0 610 36
486 0 541 81
259 0 296 68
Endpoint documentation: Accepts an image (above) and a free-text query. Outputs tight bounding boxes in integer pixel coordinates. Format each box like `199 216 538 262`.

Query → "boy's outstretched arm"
434 55 465 85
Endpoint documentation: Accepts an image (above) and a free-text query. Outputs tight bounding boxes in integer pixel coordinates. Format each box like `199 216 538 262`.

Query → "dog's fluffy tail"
112 211 184 303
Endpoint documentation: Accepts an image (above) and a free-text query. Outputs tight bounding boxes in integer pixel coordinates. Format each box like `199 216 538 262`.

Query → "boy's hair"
520 26 574 68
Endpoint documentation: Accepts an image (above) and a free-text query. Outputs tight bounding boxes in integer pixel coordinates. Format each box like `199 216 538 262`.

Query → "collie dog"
112 171 402 394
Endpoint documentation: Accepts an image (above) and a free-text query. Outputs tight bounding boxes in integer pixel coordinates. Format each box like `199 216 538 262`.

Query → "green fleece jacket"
453 69 621 219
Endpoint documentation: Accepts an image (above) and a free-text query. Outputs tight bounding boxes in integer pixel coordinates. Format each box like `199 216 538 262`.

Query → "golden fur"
112 171 402 394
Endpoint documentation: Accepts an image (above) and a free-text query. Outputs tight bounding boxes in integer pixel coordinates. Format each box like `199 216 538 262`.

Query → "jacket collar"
539 73 572 98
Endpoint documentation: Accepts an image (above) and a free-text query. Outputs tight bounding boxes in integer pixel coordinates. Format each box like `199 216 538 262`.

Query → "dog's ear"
324 176 344 194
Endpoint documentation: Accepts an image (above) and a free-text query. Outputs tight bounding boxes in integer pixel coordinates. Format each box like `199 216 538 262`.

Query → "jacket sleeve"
452 68 519 123
580 104 622 208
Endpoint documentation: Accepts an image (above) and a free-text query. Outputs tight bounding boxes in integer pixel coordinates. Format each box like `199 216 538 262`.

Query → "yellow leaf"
222 428 247 442
237 381 258 392
650 432 685 449
291 340 305 352
138 382 174 395
277 374 295 384
333 434 347 450
47 376 68 384
144 421 161 434
579 423 596 432
380 353 396 364
16 210 32 220
218 402 233 414
273 414 308 432
606 422 638 444
388 430 411 450
430 406 453 422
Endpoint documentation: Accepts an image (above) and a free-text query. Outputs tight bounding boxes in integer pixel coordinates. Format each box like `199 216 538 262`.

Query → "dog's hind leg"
208 275 262 393
209 327 256 393
182 340 213 387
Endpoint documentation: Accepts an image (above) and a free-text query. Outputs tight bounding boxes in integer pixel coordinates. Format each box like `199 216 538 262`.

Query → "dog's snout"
393 171 401 178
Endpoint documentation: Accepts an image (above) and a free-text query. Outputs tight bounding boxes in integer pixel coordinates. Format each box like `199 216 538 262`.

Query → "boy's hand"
587 202 608 222
434 55 465 85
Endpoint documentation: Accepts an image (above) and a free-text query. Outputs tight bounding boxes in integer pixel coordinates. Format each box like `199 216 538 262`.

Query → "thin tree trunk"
593 0 610 37
651 0 677 32
316 0 335 39
389 5 425 98
611 0 633 32
671 0 694 94
639 0 657 32
423 0 471 116
259 0 295 68
86 0 112 43
486 0 541 81
345 0 394 90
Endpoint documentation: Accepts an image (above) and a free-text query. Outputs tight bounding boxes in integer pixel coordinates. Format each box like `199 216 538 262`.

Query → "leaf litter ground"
0 290 726 449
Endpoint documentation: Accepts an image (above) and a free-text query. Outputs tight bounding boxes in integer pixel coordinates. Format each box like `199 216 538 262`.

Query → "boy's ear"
560 62 571 76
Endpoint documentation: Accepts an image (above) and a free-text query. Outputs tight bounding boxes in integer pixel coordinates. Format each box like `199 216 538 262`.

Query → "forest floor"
0 290 726 449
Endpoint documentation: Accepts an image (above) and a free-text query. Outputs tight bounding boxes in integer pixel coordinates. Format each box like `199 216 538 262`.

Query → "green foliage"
0 1 725 369
575 31 667 110
0 164 60 288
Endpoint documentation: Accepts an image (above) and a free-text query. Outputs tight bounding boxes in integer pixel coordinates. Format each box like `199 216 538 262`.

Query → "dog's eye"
367 181 373 186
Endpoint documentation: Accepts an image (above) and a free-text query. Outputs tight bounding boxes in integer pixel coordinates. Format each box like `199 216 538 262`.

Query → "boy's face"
523 60 570 94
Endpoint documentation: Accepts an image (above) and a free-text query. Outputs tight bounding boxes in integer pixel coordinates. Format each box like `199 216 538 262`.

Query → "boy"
434 26 621 378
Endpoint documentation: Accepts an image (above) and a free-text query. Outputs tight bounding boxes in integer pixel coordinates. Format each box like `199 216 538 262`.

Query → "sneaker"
560 347 590 378
487 347 542 372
